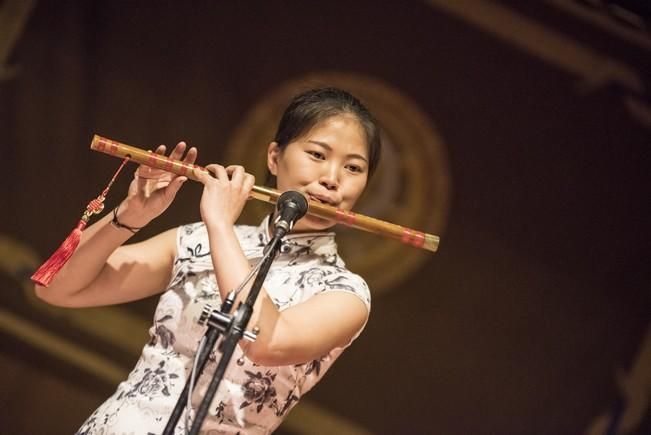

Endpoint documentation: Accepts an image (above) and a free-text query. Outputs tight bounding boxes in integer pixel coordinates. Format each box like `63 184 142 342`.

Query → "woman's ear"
267 141 280 176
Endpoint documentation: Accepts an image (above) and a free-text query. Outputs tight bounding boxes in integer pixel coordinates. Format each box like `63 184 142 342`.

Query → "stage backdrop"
1 1 649 434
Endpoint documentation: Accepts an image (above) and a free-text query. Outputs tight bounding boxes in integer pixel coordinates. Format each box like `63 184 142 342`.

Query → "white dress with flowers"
76 216 371 435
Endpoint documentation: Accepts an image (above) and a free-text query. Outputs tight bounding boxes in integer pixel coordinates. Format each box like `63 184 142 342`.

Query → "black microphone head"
277 190 309 219
272 191 309 239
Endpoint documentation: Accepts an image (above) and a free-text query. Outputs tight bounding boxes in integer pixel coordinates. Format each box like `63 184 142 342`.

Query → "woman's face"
267 114 370 232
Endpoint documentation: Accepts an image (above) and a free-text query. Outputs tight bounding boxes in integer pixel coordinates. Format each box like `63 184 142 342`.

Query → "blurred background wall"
1 1 649 434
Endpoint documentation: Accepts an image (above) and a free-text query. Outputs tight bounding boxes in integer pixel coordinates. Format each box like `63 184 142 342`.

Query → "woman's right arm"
34 142 197 308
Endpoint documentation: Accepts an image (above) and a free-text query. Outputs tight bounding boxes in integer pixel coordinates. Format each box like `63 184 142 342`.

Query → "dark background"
1 1 649 434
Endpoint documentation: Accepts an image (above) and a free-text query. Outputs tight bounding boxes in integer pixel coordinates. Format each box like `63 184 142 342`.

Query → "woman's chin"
292 214 336 232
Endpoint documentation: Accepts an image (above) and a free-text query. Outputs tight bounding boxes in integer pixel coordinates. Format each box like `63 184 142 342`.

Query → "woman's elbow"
245 343 283 367
244 337 319 367
34 284 53 303
34 284 78 308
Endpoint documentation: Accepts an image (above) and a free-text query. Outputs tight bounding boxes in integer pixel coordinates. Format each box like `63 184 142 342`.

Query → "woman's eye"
307 151 325 159
346 164 363 173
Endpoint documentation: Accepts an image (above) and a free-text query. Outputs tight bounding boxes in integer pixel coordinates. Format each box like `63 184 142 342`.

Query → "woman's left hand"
195 164 256 229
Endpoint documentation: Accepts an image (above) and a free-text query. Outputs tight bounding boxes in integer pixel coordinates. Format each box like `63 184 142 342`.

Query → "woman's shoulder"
277 261 371 311
316 264 371 305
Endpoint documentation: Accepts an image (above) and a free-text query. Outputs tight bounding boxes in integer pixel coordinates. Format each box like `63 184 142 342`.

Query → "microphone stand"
187 234 283 435
161 293 236 435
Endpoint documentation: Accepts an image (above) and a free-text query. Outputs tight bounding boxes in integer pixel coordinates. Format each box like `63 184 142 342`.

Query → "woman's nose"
319 164 339 190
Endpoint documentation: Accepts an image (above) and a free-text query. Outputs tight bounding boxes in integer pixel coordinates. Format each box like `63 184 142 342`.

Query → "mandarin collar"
254 215 339 262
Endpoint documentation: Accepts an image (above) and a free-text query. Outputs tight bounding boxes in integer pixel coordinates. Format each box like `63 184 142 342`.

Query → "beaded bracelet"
111 205 143 234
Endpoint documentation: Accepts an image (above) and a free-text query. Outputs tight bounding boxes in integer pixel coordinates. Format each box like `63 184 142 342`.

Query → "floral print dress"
76 216 371 435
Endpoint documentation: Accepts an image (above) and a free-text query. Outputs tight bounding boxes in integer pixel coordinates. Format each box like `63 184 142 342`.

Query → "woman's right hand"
196 164 255 230
117 142 197 227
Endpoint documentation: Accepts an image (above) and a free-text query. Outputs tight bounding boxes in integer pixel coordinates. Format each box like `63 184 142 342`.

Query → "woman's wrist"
111 206 143 234
112 199 154 230
205 219 235 235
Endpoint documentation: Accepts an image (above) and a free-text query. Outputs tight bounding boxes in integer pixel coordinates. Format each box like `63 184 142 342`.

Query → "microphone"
272 190 309 239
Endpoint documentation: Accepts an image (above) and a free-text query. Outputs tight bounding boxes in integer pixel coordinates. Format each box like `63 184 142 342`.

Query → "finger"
155 144 166 155
225 165 245 176
169 141 187 161
226 165 245 186
165 175 188 198
193 164 214 183
243 173 256 198
208 164 228 181
225 165 244 175
199 164 228 183
183 146 198 165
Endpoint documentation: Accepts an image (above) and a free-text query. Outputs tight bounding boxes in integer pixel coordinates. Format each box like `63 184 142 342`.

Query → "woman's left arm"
247 290 369 366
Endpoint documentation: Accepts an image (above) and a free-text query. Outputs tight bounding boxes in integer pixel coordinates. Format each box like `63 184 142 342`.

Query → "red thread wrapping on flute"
401 228 413 244
335 209 347 223
147 151 157 167
182 163 194 175
334 209 356 225
340 210 355 225
153 155 164 168
411 231 425 248
173 160 185 175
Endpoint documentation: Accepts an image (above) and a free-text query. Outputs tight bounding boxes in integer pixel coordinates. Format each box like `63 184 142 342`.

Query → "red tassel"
31 219 87 287
31 154 132 287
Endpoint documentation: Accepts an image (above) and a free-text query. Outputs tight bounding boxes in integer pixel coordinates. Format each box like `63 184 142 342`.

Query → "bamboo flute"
90 134 439 252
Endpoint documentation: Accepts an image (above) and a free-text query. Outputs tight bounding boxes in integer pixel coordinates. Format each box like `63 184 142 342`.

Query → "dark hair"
267 87 382 186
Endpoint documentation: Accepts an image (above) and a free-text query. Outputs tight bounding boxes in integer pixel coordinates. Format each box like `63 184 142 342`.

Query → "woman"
35 87 382 434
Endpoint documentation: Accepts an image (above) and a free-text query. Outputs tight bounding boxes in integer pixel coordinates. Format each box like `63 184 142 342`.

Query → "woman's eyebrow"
307 140 369 163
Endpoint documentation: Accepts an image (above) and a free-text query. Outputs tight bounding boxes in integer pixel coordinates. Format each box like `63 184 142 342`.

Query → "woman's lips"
307 193 336 206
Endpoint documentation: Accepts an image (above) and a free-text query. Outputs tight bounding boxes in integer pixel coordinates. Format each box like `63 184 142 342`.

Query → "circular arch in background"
225 72 451 295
